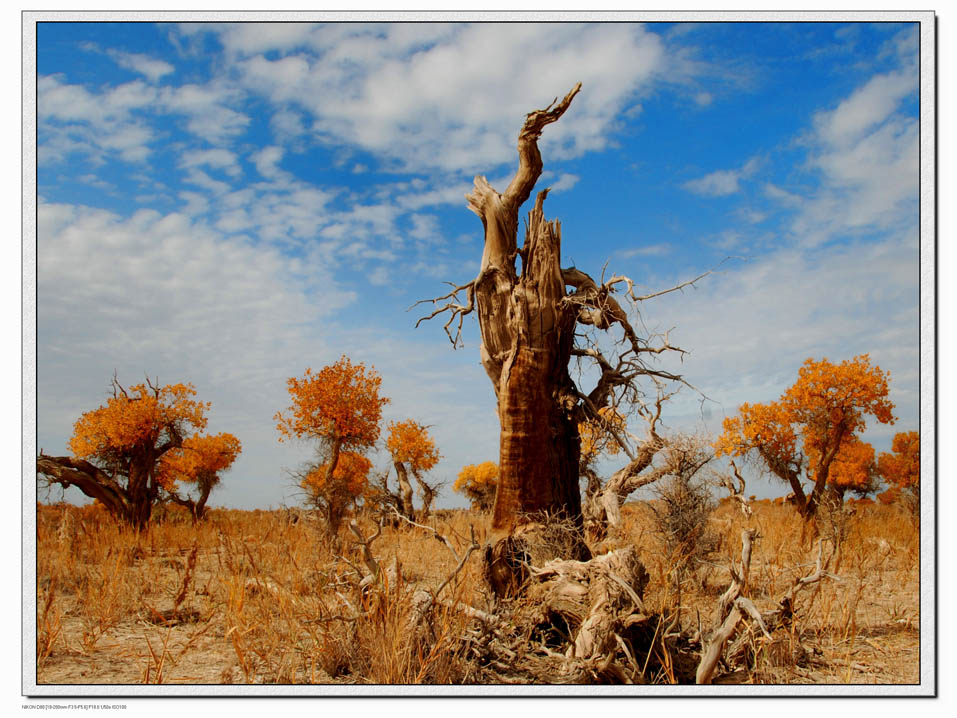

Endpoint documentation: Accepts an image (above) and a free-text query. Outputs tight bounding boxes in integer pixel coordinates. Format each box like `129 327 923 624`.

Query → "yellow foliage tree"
37 377 224 528
386 419 441 519
579 406 626 471
158 432 242 520
819 435 878 501
715 355 895 519
300 451 373 528
878 430 920 509
276 356 389 530
454 461 499 512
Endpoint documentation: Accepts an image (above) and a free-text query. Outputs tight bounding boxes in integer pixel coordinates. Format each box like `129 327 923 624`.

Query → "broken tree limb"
696 528 758 684
527 547 650 661
696 595 772 684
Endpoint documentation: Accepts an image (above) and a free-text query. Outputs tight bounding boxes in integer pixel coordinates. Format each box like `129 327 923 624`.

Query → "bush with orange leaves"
579 406 626 471
385 419 442 520
36 376 236 529
819 435 880 501
158 432 242 520
275 356 389 531
453 461 498 512
715 355 895 520
300 451 373 529
878 430 920 516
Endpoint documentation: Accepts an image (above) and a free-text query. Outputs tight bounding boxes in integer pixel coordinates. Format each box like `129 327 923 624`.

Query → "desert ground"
33 499 920 687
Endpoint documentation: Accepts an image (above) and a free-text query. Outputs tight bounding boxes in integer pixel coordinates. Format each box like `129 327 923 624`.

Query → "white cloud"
108 50 175 83
36 200 359 508
216 23 696 173
183 168 232 196
653 232 919 447
618 243 671 258
775 67 918 246
813 71 915 148
270 108 308 145
736 207 767 225
684 156 760 197
38 74 252 165
548 173 580 193
369 266 390 286
250 146 286 181
187 22 321 57
179 148 242 177
38 75 157 165
159 82 250 145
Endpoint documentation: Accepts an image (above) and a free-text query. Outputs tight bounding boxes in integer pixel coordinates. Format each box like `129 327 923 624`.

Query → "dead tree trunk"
37 454 157 530
417 83 705 542
165 476 217 521
464 85 585 534
393 461 415 521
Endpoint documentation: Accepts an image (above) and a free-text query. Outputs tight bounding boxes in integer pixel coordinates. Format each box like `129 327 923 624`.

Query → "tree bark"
464 84 584 534
37 454 157 529
423 83 696 542
583 434 667 543
394 461 415 521
166 478 215 521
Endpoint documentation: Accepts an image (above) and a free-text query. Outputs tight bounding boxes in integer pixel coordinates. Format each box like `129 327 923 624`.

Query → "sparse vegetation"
35 498 920 685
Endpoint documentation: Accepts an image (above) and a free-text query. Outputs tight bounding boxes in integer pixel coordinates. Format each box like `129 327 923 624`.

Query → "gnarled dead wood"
528 547 650 661
718 460 753 519
696 528 758 684
416 84 707 538
697 536 841 684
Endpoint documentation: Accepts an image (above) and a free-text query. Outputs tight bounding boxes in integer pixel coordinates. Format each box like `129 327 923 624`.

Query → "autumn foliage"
276 356 389 530
453 462 499 512
579 407 626 471
877 430 920 514
814 435 879 500
275 356 389 450
385 419 442 520
68 381 209 462
38 378 234 528
301 451 372 508
878 431 920 492
158 432 242 519
386 420 440 475
715 355 895 518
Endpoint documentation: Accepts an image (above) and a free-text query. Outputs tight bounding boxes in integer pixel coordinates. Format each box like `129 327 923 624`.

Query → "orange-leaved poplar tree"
158 432 242 520
878 430 920 508
36 377 218 529
385 419 441 520
816 435 879 501
453 461 499 512
300 451 373 529
275 355 389 530
715 355 895 520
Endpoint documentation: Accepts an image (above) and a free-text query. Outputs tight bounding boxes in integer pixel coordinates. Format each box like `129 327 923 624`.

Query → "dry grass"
33 499 920 686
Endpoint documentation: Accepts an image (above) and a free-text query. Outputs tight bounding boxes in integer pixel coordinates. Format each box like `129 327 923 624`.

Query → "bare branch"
348 517 384 581
503 82 582 208
717 460 753 519
387 506 465 564
411 280 477 348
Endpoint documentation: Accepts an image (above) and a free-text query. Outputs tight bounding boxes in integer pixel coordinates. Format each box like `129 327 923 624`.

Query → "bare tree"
417 84 708 541
413 471 445 521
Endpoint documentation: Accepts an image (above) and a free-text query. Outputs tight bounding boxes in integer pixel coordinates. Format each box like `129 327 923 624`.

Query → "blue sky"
33 20 923 510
